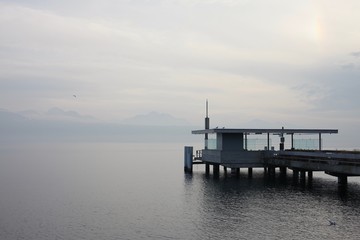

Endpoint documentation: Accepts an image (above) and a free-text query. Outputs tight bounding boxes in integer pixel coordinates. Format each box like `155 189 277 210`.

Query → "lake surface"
1 142 360 239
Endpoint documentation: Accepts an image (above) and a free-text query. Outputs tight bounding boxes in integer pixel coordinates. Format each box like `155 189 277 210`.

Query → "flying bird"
73 95 77 98
328 220 336 226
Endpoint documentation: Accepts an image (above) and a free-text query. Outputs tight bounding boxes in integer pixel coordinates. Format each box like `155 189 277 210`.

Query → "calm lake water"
1 142 360 240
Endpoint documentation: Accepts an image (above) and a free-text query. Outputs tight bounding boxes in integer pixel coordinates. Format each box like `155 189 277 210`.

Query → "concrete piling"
300 170 306 180
248 168 253 178
231 168 240 177
213 164 220 178
280 167 287 177
308 171 313 180
338 175 348 185
184 146 193 173
205 163 210 175
293 169 299 179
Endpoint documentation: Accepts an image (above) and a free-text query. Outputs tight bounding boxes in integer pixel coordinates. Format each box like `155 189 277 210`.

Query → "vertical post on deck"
184 146 193 173
291 133 294 150
280 127 285 151
319 133 322 151
244 133 248 150
205 100 210 150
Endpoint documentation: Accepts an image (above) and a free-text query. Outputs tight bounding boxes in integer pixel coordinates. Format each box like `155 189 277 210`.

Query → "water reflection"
184 170 360 239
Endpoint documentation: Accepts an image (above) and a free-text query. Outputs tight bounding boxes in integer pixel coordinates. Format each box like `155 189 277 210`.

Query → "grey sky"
1 0 360 135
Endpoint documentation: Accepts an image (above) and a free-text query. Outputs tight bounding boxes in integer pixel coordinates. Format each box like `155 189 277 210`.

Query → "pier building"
184 103 360 185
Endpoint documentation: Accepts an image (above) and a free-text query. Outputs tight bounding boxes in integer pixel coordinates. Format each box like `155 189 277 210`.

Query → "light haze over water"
1 142 360 240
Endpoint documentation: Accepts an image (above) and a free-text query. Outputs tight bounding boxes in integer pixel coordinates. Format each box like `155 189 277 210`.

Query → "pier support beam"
280 167 287 175
231 168 240 177
248 168 253 178
300 170 306 184
205 163 210 175
268 167 276 177
338 175 348 185
184 146 193 173
308 171 313 180
293 169 299 179
300 170 306 180
213 164 220 178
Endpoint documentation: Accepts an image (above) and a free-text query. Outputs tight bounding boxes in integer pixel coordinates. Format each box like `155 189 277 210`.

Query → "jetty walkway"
185 128 360 185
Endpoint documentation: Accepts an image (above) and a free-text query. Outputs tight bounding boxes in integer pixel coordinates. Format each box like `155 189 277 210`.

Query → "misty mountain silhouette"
0 109 196 143
0 109 28 123
46 107 95 120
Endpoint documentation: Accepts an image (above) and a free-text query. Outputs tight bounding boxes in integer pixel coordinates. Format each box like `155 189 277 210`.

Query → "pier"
184 104 360 185
185 128 360 185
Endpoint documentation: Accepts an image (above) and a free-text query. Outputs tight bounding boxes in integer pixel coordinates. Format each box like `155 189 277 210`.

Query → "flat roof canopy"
192 128 338 135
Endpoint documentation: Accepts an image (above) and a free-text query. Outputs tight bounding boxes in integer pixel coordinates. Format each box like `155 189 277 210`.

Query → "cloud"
1 0 360 131
351 51 360 57
291 61 360 116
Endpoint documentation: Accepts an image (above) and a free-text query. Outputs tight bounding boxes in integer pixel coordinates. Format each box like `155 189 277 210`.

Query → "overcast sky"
1 0 360 133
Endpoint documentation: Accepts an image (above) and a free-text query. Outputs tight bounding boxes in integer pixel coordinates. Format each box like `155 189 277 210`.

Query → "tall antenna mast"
205 99 210 149
206 99 208 118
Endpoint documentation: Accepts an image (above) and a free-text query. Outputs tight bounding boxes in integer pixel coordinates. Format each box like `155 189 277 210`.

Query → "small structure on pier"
192 128 337 167
184 102 360 186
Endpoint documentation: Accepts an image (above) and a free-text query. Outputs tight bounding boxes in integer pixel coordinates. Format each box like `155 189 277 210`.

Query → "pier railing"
194 150 202 160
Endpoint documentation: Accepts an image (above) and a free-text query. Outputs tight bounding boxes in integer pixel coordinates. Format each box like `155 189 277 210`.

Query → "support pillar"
184 146 193 173
338 175 348 185
268 167 276 177
300 170 306 185
205 163 210 175
307 171 313 187
308 171 313 180
280 167 287 176
213 164 220 178
231 168 240 177
300 170 306 180
223 166 227 177
293 169 299 179
248 168 253 178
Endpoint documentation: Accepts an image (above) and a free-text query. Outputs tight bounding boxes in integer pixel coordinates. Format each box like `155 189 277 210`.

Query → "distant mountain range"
1 108 191 126
0 109 28 123
0 108 198 143
16 107 95 121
